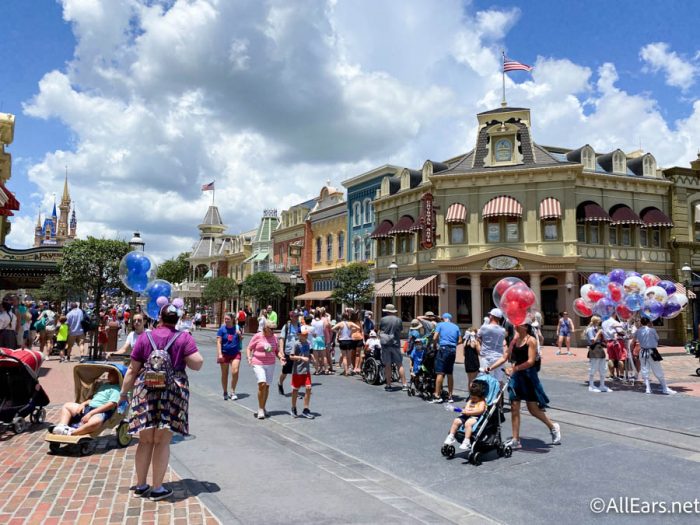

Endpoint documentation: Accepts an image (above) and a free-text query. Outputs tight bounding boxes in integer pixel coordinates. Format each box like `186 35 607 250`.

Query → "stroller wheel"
446 445 455 459
49 442 61 454
504 446 513 458
31 408 46 425
696 367 700 377
79 441 92 456
440 444 448 456
12 417 26 434
497 446 505 457
116 422 132 447
472 452 482 466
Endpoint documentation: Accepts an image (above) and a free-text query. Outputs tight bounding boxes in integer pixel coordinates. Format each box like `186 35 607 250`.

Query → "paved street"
2 329 700 524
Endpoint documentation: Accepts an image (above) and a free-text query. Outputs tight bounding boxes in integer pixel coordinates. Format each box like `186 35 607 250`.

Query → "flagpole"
501 50 507 107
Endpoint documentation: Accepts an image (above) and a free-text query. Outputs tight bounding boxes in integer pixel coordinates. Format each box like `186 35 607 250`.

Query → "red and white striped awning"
641 208 673 228
388 215 415 235
539 197 561 220
482 196 522 218
396 275 438 297
445 203 467 224
370 220 394 239
375 277 413 297
610 205 644 226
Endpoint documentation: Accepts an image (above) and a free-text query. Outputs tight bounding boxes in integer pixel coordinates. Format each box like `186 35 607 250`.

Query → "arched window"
326 234 333 261
363 198 372 224
353 237 362 260
364 236 372 260
643 155 656 177
316 237 322 263
581 146 595 171
338 231 345 259
613 151 626 174
353 202 362 227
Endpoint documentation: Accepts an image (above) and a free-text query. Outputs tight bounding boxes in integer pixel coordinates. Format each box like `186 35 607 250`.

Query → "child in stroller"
407 337 438 400
440 372 511 465
0 348 49 434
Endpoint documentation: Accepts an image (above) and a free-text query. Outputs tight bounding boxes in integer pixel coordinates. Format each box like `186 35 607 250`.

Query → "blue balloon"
608 269 626 285
146 279 172 302
119 251 158 292
126 273 149 293
625 271 641 278
589 273 609 289
592 297 616 319
641 299 664 321
146 300 161 320
624 292 644 312
657 280 677 296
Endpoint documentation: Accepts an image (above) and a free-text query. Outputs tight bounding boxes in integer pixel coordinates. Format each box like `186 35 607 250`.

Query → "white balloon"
644 286 668 304
668 292 688 308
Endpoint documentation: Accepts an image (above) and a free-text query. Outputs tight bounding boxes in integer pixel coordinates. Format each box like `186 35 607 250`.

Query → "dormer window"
581 146 595 170
643 155 656 177
494 138 513 162
613 151 626 174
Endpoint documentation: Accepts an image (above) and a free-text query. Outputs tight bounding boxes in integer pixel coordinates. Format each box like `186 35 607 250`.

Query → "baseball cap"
369 330 377 337
441 312 452 320
489 308 503 319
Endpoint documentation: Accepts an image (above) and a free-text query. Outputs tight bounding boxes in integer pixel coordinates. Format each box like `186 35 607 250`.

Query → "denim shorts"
435 345 457 375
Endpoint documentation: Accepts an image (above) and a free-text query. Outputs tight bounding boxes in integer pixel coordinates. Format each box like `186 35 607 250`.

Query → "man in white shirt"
479 308 507 383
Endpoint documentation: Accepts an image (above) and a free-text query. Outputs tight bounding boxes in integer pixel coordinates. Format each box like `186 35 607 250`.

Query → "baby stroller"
686 340 700 376
0 348 50 434
407 341 439 400
44 362 132 456
362 343 399 385
440 373 511 465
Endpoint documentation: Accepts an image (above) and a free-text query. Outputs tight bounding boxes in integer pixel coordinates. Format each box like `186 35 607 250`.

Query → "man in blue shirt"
431 313 462 403
66 303 86 362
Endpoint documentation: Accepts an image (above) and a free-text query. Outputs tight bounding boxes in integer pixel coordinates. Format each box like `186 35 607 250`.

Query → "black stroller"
407 342 440 400
440 373 511 465
362 343 399 385
0 348 50 434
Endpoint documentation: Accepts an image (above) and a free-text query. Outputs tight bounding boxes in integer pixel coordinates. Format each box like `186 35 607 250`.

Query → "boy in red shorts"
289 325 314 419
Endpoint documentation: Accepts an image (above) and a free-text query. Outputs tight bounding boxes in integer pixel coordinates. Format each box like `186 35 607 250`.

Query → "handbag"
650 348 663 362
587 342 606 359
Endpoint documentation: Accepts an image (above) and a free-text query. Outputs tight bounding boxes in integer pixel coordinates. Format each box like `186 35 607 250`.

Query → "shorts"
253 364 275 384
380 345 403 365
281 355 294 374
606 340 627 361
291 373 312 390
353 338 364 348
70 406 112 427
435 346 457 375
458 414 480 431
339 340 355 351
23 330 29 340
217 352 241 364
464 347 480 373
56 341 67 351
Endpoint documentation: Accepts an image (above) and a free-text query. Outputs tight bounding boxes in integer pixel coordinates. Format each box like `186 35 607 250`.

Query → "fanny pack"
587 342 606 359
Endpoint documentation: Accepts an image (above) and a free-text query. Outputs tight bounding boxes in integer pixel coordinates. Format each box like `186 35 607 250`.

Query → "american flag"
201 181 215 191
503 56 533 73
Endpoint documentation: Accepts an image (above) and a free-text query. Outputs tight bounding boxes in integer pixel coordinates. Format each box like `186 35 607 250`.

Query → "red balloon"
587 289 605 303
500 283 536 310
573 298 593 317
607 282 622 303
616 304 632 320
495 278 516 296
641 274 660 288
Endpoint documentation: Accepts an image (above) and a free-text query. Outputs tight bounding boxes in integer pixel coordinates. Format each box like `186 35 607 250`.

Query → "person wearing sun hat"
430 312 462 403
378 304 407 391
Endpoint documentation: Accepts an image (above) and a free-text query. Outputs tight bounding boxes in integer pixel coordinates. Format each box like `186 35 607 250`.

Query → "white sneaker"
645 388 652 395
599 387 613 393
551 423 561 445
459 440 471 451
588 386 601 393
257 409 265 420
230 393 238 401
52 424 67 435
430 397 444 404
443 434 456 445
506 439 522 450
662 388 677 395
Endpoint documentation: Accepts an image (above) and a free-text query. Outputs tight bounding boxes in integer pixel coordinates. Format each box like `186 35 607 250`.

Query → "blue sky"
2 0 699 257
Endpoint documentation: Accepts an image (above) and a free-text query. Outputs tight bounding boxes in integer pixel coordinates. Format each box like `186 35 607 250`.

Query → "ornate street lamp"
388 261 398 309
682 263 693 342
290 273 298 307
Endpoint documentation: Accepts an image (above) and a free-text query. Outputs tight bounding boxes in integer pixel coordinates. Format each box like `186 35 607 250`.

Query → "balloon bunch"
573 270 688 321
492 277 538 326
119 252 176 319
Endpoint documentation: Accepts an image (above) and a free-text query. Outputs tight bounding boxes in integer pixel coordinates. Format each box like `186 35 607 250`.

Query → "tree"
241 272 285 308
60 237 130 354
157 251 190 284
202 276 238 325
332 263 374 309
35 272 74 307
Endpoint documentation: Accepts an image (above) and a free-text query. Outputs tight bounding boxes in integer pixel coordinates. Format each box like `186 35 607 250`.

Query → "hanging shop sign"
420 192 436 249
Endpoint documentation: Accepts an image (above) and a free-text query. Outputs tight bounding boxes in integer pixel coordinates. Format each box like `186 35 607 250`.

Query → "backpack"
143 331 182 390
35 316 47 332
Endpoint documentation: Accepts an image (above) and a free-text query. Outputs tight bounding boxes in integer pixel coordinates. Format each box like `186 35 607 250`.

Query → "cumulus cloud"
640 42 697 90
13 0 700 259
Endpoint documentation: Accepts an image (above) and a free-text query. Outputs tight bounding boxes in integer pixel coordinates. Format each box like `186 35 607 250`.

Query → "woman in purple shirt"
119 303 203 501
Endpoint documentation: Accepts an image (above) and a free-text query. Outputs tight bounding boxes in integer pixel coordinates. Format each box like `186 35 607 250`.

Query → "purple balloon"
589 273 609 289
657 280 677 296
592 297 616 319
608 269 626 285
662 301 681 318
641 299 664 321
625 271 641 278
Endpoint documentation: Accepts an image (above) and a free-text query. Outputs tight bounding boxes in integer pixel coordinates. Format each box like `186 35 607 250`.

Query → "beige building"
372 106 686 342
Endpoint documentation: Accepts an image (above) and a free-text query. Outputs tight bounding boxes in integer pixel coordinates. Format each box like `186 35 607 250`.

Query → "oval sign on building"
487 255 519 270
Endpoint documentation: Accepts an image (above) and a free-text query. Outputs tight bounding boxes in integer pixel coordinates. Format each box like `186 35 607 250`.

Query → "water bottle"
444 403 462 413
117 399 129 414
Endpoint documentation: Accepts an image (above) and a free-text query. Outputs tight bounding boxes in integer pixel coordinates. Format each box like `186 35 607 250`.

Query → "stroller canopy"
0 348 43 373
474 373 501 405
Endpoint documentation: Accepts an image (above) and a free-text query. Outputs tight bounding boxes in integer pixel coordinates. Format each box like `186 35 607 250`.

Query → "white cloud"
640 42 697 90
11 0 700 259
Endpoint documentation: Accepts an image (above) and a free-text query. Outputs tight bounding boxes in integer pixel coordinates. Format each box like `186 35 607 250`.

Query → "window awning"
243 252 269 263
203 269 213 279
539 197 561 220
445 203 467 224
641 208 673 228
0 183 20 211
388 215 415 235
373 279 392 296
483 196 522 218
374 277 413 297
396 275 438 297
577 202 611 223
294 290 333 301
610 205 644 226
370 220 394 239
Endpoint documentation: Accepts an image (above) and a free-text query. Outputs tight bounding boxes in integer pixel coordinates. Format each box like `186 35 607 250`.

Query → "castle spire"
36 211 42 228
61 166 71 204
51 194 57 218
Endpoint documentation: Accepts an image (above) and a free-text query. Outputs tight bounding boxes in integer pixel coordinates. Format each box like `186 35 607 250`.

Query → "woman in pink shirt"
246 322 279 419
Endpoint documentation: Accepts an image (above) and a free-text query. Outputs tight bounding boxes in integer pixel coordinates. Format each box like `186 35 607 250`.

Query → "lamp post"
682 263 693 342
128 232 145 316
388 261 398 309
290 274 297 310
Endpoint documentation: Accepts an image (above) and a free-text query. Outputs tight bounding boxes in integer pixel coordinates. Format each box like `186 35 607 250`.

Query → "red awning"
445 203 467 223
610 205 643 225
640 207 673 228
0 182 20 213
539 197 561 220
388 215 415 235
482 196 522 218
370 220 394 239
577 202 611 223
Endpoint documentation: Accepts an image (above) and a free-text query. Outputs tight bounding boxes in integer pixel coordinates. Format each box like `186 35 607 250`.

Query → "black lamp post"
388 261 398 309
682 263 693 341
128 232 145 314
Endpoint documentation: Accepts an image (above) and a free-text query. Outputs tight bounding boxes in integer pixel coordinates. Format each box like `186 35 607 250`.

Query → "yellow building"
0 113 18 245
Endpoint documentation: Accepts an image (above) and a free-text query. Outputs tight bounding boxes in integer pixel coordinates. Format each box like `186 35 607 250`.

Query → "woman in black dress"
488 320 561 450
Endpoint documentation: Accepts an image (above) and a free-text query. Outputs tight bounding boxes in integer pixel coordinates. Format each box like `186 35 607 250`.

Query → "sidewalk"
1 349 222 525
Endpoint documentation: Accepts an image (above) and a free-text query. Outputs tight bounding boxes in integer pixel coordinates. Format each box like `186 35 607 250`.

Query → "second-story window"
326 234 333 261
316 237 322 263
338 231 345 259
